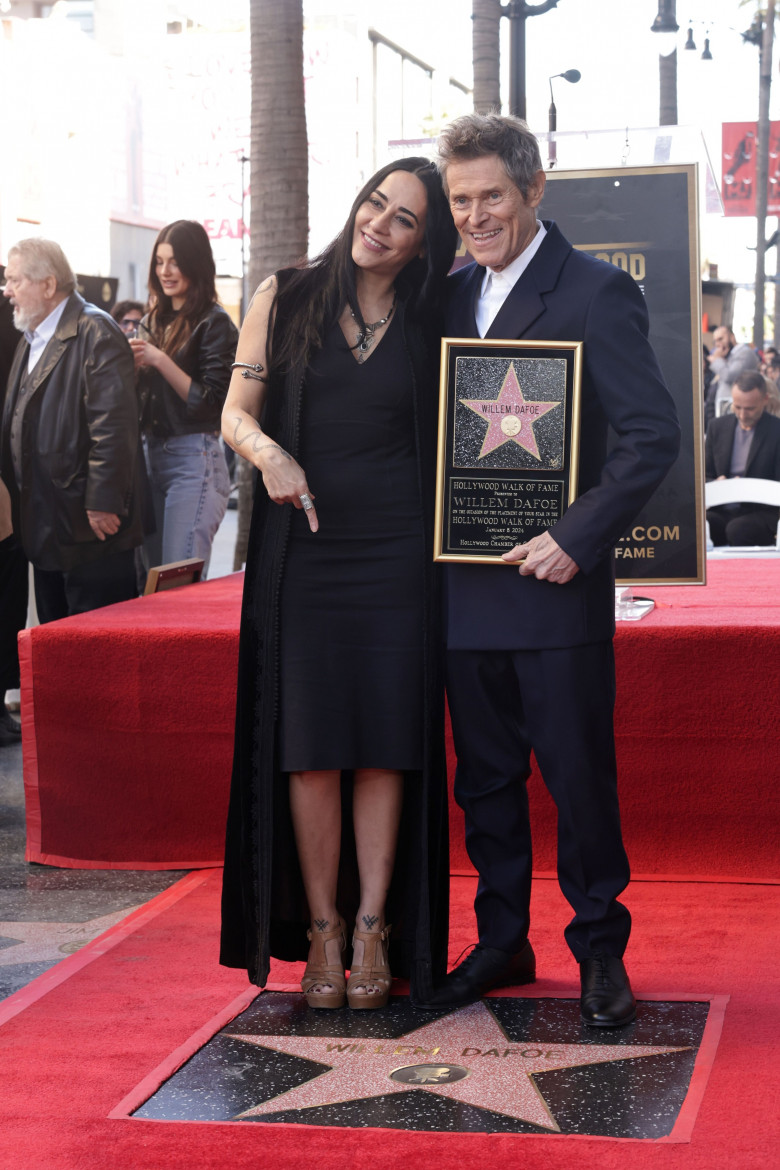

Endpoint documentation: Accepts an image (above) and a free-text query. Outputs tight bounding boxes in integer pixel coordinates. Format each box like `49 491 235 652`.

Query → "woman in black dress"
220 158 456 1009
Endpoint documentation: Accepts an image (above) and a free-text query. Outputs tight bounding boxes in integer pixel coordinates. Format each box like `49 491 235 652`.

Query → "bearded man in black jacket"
1 239 143 623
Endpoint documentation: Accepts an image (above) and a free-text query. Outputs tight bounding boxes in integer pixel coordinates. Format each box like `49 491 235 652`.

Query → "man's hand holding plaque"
502 530 579 583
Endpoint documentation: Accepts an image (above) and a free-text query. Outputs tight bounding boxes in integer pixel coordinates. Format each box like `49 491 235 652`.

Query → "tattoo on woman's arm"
247 276 275 312
232 418 292 460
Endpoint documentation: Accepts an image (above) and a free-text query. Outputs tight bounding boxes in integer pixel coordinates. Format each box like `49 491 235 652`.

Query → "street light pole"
753 0 776 350
548 70 581 168
651 0 679 126
503 0 560 120
508 0 527 119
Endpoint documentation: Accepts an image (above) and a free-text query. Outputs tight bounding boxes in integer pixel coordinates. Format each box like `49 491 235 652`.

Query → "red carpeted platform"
0 868 777 1169
19 574 243 869
19 561 780 879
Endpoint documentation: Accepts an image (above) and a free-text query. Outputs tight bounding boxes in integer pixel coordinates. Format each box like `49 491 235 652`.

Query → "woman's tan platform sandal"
347 923 392 1010
301 917 347 1009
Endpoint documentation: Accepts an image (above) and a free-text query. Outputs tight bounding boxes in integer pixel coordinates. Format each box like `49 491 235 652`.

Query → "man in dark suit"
425 114 680 1025
705 371 780 546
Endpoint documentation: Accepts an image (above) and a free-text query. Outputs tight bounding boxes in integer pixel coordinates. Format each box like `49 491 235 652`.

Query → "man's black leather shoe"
0 706 21 747
419 941 536 1010
580 953 636 1027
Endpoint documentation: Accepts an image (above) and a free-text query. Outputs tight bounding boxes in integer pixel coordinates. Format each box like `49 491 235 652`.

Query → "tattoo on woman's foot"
314 918 329 931
362 914 379 930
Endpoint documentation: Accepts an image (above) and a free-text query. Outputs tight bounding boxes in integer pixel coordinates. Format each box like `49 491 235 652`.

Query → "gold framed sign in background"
434 339 582 563
543 164 704 585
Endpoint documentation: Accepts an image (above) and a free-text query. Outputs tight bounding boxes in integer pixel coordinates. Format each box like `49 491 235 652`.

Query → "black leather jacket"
0 292 143 572
139 304 238 438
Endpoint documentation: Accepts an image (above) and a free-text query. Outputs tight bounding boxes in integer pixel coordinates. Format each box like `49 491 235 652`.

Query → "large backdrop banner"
543 164 704 586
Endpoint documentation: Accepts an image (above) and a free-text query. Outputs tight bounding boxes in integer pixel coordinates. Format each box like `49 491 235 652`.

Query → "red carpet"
0 869 777 1169
447 560 780 882
19 559 780 881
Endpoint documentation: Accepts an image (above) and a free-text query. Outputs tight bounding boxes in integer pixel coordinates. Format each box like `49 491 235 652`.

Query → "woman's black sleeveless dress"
279 312 424 771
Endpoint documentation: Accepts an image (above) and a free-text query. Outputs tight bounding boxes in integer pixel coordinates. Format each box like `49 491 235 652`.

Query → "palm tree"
235 0 309 569
248 0 309 292
472 0 502 113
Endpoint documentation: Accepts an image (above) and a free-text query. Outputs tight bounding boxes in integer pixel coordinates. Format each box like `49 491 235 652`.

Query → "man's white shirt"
25 298 68 374
475 222 547 338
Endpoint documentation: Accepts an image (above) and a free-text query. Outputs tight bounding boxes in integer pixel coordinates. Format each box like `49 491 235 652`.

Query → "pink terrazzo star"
227 1000 687 1130
460 362 560 460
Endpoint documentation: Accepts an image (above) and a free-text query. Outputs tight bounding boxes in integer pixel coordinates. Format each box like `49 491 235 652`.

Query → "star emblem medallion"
459 362 560 460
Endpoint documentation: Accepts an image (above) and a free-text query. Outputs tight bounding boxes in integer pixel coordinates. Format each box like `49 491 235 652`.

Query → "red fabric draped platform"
19 560 780 880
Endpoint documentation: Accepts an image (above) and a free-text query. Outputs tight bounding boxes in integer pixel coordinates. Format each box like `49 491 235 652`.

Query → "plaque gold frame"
434 338 583 564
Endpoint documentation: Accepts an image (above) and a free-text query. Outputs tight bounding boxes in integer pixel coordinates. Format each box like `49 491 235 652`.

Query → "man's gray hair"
436 113 543 200
8 238 76 294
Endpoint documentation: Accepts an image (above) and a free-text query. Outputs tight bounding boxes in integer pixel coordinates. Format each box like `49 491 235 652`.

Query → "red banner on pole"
722 121 780 216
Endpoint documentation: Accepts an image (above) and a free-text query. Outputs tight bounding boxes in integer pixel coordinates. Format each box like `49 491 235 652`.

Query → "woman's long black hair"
268 157 457 377
145 220 218 355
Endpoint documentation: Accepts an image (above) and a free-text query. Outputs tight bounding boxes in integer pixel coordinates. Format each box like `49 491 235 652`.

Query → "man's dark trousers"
447 642 631 961
0 534 27 691
33 549 136 624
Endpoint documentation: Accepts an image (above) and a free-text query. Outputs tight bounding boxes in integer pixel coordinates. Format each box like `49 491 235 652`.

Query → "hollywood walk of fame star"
0 908 139 965
460 363 560 461
226 1000 688 1130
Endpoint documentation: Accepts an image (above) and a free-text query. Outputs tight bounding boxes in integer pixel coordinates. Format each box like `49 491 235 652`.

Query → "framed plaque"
434 339 582 563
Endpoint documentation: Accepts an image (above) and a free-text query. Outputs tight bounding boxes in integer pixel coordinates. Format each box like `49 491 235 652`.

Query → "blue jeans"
143 432 230 578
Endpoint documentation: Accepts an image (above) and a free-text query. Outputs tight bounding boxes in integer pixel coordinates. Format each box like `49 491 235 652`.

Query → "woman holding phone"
130 220 237 575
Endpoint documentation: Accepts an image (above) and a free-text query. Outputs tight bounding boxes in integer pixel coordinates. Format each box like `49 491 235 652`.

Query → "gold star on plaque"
460 362 560 460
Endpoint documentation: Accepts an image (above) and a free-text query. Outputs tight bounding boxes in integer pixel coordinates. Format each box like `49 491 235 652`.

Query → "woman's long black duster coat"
219 292 450 1001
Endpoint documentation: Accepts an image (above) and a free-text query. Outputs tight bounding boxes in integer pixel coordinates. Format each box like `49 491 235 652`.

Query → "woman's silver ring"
299 493 313 511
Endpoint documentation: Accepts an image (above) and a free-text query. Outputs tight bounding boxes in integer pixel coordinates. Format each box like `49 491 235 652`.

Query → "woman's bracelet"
232 361 267 383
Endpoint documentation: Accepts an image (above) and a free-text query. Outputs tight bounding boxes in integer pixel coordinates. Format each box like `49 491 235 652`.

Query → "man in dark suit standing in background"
705 371 780 546
425 114 680 1025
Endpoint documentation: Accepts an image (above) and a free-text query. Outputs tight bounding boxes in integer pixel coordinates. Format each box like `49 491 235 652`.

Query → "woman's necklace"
350 290 397 362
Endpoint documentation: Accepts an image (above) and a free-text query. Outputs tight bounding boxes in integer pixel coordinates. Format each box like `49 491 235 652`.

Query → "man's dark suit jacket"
445 221 681 651
705 408 780 526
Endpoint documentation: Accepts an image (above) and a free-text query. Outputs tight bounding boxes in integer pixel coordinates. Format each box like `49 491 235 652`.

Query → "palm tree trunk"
472 0 502 113
235 0 309 569
248 0 309 292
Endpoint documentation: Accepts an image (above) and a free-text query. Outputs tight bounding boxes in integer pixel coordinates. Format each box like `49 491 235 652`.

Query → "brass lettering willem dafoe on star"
434 339 583 563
